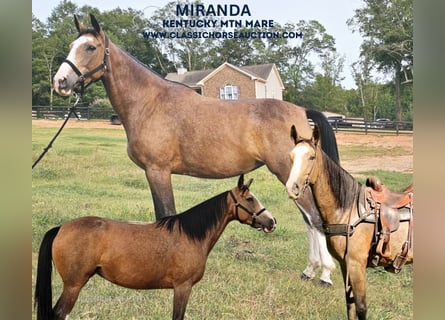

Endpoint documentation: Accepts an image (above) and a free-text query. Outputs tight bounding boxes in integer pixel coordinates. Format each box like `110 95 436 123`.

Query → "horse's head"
230 175 276 233
286 125 320 200
53 14 109 96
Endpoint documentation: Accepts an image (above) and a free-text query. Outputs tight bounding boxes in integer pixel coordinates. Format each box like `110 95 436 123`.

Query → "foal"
34 175 276 320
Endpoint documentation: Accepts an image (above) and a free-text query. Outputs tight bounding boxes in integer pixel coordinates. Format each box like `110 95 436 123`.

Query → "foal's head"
53 14 108 96
286 125 320 200
231 175 276 233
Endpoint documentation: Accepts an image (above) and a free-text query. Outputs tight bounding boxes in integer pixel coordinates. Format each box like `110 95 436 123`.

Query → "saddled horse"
286 125 413 320
52 14 338 285
34 175 276 320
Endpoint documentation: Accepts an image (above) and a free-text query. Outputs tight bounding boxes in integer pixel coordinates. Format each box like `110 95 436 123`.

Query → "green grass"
32 125 413 319
338 144 409 161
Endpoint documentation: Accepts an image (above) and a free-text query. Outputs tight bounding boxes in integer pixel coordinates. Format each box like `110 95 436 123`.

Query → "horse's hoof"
319 280 332 288
300 273 313 281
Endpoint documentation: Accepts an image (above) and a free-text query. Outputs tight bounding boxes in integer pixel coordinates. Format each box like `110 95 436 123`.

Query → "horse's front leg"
301 225 320 281
348 262 367 320
295 189 334 286
341 261 368 320
172 283 193 320
315 228 335 287
145 167 176 220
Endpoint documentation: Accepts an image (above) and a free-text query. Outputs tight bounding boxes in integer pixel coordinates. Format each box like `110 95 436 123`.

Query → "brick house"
165 62 284 100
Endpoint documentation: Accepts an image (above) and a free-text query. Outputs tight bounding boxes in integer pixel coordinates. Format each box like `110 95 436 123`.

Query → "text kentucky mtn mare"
286 125 413 320
53 14 339 285
34 175 276 320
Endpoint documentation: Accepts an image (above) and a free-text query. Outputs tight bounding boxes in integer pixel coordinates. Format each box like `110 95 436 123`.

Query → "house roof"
165 69 214 88
165 62 281 88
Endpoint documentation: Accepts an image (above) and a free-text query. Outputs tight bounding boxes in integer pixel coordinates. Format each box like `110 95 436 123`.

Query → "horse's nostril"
59 77 67 89
270 218 277 230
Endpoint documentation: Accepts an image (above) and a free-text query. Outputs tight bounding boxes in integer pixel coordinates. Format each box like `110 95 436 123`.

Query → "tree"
33 12 70 106
32 1 172 107
280 20 336 104
146 0 223 72
348 0 413 122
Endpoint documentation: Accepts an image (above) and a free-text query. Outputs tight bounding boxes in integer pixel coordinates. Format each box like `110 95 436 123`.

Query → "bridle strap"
229 190 267 228
63 59 82 77
63 36 110 96
294 138 318 196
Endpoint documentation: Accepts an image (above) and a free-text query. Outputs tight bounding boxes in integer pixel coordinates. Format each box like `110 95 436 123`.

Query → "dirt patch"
335 132 413 174
32 120 413 174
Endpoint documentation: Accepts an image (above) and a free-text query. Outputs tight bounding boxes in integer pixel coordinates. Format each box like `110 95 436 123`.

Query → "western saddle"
364 176 413 273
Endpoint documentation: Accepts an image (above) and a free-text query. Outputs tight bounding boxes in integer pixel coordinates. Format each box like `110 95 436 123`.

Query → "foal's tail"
34 226 60 320
306 109 340 164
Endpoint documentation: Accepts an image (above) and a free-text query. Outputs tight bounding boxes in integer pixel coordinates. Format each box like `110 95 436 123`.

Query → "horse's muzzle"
260 217 277 233
53 76 73 96
287 183 300 200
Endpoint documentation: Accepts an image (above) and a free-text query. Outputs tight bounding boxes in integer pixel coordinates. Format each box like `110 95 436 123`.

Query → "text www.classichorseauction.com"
142 3 304 39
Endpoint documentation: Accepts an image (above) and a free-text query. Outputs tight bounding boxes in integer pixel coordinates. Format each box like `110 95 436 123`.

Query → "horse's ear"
290 125 298 145
74 15 86 33
313 125 320 146
237 174 245 189
245 178 254 189
90 14 101 34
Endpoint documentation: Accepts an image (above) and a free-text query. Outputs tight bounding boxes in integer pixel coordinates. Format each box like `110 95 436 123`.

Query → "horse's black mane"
156 191 229 241
77 28 99 38
320 151 361 211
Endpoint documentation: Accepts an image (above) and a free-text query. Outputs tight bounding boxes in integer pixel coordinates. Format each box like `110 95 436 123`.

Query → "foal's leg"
172 283 193 320
145 167 176 220
53 281 87 320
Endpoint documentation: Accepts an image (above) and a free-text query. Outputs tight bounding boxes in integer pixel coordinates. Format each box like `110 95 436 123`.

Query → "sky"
32 0 365 89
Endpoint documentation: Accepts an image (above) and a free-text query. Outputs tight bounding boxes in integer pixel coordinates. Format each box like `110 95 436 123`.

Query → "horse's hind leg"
53 280 88 319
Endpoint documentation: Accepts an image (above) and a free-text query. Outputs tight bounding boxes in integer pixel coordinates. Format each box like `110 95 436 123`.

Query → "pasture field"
32 122 413 319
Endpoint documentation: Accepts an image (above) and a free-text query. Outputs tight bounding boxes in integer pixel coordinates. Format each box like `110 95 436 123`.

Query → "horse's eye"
246 197 254 202
86 45 96 51
309 155 316 160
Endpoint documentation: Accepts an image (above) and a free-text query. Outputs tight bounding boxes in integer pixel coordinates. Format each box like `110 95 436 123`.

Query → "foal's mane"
156 191 229 241
320 149 362 211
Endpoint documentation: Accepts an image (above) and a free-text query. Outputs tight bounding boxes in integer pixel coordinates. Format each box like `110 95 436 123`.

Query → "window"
219 84 239 100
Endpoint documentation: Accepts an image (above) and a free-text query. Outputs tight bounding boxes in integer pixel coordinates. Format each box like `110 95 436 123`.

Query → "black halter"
229 190 267 228
63 35 110 96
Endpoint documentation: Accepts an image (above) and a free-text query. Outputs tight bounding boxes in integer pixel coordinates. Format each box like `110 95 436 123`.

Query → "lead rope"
32 93 81 169
344 196 355 307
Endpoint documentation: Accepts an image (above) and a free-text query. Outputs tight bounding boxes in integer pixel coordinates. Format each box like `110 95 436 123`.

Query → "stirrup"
376 238 392 258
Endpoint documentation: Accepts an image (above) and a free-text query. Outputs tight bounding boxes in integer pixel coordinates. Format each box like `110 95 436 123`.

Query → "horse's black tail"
306 109 340 164
34 226 60 320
